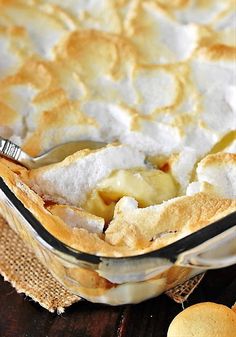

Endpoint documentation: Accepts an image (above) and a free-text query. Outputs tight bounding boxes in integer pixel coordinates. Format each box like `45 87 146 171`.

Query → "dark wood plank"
0 264 235 337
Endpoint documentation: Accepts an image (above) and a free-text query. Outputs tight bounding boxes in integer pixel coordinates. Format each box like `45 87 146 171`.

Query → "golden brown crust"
167 302 236 337
199 152 236 167
105 193 236 250
197 44 236 61
156 0 190 10
0 0 234 156
159 193 236 233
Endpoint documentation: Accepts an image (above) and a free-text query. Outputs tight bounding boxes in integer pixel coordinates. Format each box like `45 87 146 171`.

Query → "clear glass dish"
0 176 235 305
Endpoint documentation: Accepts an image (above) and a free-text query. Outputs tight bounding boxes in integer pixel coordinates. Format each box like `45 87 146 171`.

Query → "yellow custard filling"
83 168 177 222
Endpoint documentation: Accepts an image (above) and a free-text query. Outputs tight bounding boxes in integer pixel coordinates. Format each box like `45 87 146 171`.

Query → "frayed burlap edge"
0 217 80 313
165 273 205 303
0 217 204 312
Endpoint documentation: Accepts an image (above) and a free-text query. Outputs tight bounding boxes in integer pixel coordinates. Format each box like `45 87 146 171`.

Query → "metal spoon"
0 136 106 169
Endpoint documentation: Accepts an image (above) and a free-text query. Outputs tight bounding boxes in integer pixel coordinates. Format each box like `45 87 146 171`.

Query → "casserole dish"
0 0 235 306
1 176 235 305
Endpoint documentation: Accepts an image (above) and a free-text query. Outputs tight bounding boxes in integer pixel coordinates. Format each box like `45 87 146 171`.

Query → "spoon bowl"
0 137 106 169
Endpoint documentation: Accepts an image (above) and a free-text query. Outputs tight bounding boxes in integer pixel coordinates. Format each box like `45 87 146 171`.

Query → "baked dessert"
0 0 235 304
0 0 236 252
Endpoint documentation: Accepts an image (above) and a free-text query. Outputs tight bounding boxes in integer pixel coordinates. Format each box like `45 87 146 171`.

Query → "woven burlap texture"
0 217 204 312
165 273 205 303
0 217 80 313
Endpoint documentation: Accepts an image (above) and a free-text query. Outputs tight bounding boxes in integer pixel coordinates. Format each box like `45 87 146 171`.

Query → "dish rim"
0 176 235 264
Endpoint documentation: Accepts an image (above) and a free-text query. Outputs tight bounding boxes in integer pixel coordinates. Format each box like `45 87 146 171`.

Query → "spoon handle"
0 137 22 161
0 137 35 168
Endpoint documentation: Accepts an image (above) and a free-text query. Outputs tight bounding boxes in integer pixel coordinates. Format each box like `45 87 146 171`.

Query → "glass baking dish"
0 176 235 305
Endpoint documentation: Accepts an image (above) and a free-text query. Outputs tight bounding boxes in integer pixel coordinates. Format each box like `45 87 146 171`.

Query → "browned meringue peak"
54 30 138 88
187 153 236 199
166 0 235 25
116 0 200 64
0 56 98 153
22 100 99 156
41 0 122 33
46 0 235 64
0 0 70 59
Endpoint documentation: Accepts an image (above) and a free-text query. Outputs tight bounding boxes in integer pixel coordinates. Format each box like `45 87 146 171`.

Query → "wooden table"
0 265 235 337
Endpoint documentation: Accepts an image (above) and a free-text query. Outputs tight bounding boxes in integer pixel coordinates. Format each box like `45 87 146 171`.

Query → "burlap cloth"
0 217 204 313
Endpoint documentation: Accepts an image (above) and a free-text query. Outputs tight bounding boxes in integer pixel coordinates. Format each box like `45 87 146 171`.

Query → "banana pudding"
0 0 235 304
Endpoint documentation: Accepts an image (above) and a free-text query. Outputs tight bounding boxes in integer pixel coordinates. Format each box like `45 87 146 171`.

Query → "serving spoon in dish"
0 136 106 169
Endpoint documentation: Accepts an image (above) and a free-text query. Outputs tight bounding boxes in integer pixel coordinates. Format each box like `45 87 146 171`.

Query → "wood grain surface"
0 264 236 337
